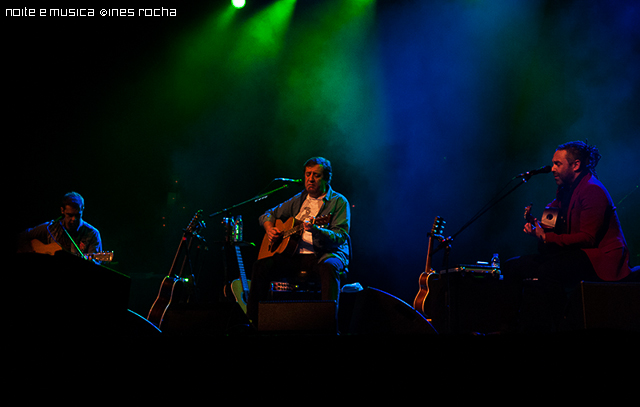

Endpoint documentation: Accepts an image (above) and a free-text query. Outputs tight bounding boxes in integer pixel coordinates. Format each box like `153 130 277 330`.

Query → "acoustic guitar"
229 245 251 313
31 239 114 262
257 215 331 260
524 204 558 231
147 210 204 328
413 216 445 316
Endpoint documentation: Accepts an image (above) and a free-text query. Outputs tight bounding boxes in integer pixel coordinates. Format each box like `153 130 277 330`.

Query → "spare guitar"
524 203 558 231
147 210 204 328
257 214 331 260
229 245 251 313
413 216 445 316
31 239 114 262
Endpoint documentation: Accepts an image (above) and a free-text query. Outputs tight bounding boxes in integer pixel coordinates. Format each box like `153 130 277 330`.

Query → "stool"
562 280 640 332
258 300 337 333
519 278 558 333
264 270 353 333
265 237 353 332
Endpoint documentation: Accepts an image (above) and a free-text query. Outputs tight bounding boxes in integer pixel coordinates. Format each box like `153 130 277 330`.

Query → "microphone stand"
208 182 297 300
208 184 292 219
431 172 541 334
448 174 535 243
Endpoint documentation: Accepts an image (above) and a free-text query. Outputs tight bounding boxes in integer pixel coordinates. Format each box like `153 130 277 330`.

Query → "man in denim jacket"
246 157 351 327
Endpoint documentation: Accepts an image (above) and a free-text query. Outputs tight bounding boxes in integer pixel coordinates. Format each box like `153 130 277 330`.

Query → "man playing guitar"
502 141 633 332
17 191 104 261
245 157 351 327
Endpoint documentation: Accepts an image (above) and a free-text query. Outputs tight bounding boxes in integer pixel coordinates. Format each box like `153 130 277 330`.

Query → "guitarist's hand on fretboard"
523 204 547 242
524 219 546 242
303 217 317 232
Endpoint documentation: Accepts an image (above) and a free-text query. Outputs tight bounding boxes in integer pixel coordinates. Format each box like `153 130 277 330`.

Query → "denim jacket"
258 187 351 268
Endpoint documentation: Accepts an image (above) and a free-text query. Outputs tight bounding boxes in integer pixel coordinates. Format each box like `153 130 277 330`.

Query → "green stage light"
232 0 246 9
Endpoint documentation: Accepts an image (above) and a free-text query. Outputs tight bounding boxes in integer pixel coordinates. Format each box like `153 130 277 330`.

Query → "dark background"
8 0 639 316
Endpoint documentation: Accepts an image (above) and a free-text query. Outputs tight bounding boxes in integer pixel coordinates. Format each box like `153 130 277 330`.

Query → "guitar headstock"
87 252 114 262
524 203 535 224
312 214 332 227
430 216 445 238
186 210 206 234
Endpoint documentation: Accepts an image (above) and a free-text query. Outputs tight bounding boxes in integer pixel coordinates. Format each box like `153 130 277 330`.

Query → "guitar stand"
433 237 454 333
167 217 207 304
219 213 250 296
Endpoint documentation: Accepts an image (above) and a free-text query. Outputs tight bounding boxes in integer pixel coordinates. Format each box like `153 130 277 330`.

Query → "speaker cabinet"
258 300 337 333
425 273 519 334
562 281 640 332
346 287 437 335
162 302 251 335
13 252 131 334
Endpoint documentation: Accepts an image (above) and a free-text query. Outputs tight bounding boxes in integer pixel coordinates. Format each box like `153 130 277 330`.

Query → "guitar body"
540 207 559 230
257 215 331 260
413 271 436 316
225 244 252 314
524 204 559 231
413 216 445 316
230 278 251 313
31 239 114 262
257 217 301 260
31 240 63 255
147 275 186 328
147 210 204 329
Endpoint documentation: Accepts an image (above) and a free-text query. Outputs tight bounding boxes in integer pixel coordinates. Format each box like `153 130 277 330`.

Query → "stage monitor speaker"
258 300 337 333
162 302 251 335
562 281 640 332
347 287 437 335
13 252 131 334
123 310 163 335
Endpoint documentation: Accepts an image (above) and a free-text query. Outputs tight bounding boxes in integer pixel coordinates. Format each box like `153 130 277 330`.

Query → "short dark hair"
62 192 85 211
557 140 601 178
304 157 332 185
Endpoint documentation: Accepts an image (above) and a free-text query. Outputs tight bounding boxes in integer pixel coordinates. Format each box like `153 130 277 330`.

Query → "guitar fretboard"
234 245 249 291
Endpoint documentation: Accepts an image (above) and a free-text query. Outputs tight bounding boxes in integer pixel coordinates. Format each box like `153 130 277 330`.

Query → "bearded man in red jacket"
502 141 633 331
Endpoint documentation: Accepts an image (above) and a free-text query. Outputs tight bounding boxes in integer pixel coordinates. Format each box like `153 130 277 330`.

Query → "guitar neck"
234 245 249 290
424 236 434 274
283 215 330 238
284 222 304 238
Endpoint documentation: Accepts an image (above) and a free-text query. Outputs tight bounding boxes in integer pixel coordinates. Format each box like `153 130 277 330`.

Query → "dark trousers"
501 249 601 332
246 254 343 326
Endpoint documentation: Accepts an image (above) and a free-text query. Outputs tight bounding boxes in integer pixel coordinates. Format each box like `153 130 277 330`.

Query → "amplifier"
440 264 501 278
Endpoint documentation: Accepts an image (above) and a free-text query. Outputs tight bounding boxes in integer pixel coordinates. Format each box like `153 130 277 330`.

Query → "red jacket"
545 173 631 281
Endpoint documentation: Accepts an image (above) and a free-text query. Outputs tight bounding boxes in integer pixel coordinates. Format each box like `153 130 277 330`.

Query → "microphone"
274 178 303 183
516 165 551 179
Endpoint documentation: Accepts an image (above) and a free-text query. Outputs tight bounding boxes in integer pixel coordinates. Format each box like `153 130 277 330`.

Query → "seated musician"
17 191 103 259
245 157 351 327
502 141 632 331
